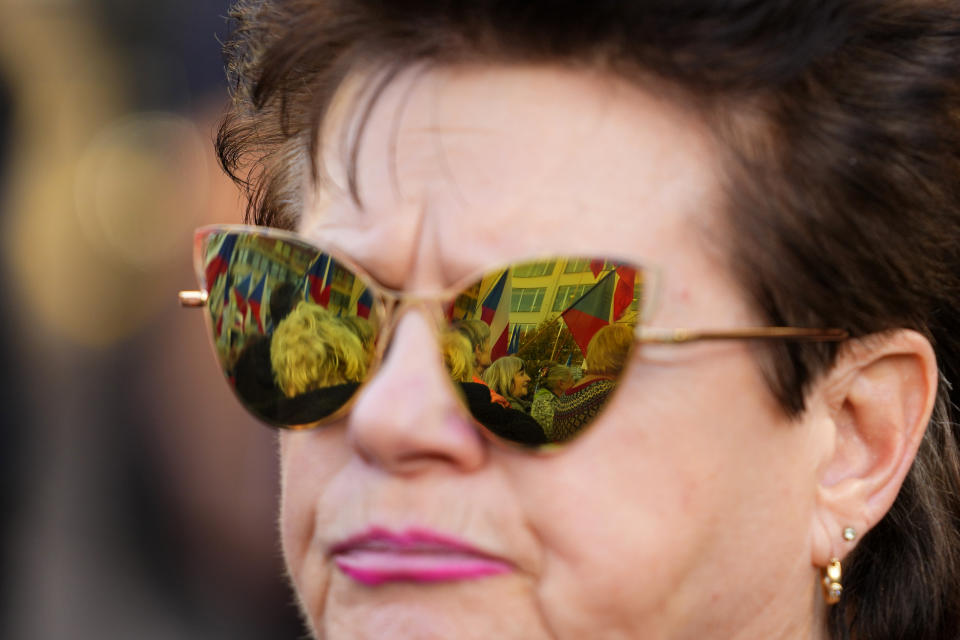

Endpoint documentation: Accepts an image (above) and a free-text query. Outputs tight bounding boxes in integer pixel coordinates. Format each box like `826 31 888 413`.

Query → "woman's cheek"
278 430 349 607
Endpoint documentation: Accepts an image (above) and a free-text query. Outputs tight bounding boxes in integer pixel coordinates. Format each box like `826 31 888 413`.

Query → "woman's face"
282 66 827 639
475 340 493 369
510 369 531 397
553 376 573 396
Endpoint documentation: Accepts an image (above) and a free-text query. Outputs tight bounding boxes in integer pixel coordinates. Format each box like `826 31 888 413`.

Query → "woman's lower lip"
334 549 512 586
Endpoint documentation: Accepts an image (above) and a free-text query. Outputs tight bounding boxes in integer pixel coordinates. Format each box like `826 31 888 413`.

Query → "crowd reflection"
552 324 633 441
531 364 574 440
226 291 635 443
209 233 638 444
232 298 371 427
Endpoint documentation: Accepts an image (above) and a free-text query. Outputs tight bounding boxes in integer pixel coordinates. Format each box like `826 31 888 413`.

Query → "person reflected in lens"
341 314 376 360
441 329 475 384
454 319 515 406
269 281 300 326
233 281 301 421
483 356 532 412
552 324 633 442
442 330 547 446
271 301 368 425
233 335 281 420
454 319 493 380
530 364 574 440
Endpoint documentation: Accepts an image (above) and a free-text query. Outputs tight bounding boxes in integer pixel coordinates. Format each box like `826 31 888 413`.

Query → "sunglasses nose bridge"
372 291 454 361
344 303 488 472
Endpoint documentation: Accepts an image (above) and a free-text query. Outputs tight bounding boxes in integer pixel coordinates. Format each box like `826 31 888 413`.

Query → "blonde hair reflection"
441 330 475 383
341 314 375 355
585 324 634 375
271 301 368 397
539 363 574 393
482 356 526 398
454 319 491 352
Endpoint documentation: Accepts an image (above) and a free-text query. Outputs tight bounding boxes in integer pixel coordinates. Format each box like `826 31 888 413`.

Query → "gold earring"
822 558 843 605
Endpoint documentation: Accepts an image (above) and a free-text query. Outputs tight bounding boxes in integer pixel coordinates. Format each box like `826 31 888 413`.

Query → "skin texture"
278 66 937 639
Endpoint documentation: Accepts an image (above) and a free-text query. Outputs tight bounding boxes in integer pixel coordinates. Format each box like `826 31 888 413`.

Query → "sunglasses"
180 225 847 450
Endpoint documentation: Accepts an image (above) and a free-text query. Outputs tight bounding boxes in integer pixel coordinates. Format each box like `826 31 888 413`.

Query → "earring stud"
843 527 856 541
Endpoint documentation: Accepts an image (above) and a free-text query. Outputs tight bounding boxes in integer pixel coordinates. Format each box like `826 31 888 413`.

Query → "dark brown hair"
216 2 960 638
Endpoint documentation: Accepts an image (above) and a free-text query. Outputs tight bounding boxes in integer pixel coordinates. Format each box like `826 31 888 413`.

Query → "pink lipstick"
331 527 511 586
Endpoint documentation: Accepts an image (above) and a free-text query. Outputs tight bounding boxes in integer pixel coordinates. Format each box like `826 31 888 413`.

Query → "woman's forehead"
301 65 726 288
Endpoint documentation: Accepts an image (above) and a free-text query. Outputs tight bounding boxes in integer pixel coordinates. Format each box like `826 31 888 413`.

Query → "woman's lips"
330 527 512 586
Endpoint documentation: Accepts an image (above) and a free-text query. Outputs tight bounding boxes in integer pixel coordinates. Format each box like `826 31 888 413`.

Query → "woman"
270 301 367 425
443 330 547 447
482 356 532 412
186 2 960 638
440 329 476 384
552 325 633 442
270 301 368 395
453 318 493 381
530 364 574 438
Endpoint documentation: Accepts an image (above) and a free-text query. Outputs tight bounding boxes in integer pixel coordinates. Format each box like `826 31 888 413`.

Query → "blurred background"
2 1 307 638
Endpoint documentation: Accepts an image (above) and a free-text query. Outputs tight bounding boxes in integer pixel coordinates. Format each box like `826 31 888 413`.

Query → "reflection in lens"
447 258 644 447
200 233 647 442
199 230 376 428
441 330 475 383
458 382 548 447
551 323 633 441
482 356 530 411
270 301 367 424
530 364 574 440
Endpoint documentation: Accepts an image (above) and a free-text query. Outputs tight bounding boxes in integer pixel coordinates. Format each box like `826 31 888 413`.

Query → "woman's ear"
809 330 938 565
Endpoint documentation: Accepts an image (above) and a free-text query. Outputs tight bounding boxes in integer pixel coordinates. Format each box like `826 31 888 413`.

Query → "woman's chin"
313 574 551 640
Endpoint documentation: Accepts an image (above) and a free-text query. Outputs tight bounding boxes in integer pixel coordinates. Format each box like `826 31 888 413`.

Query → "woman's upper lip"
330 526 502 559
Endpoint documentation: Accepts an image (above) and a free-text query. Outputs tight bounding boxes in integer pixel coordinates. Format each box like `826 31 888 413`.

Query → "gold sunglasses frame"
180 225 848 343
179 225 847 442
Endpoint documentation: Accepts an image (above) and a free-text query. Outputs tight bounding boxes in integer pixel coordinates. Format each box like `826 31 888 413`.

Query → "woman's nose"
346 311 487 474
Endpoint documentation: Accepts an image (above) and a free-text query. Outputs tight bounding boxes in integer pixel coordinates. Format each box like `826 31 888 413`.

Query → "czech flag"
204 233 237 289
356 287 373 319
248 275 266 333
306 254 332 307
589 258 605 278
481 270 512 360
480 271 508 324
233 273 252 330
506 325 521 355
214 270 233 339
612 265 636 321
560 270 615 356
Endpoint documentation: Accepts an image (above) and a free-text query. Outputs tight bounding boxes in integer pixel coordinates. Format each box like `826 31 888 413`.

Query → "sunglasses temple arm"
179 290 209 308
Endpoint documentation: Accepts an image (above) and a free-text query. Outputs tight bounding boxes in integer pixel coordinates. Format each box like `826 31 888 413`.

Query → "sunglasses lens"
443 257 647 448
195 229 649 445
197 229 378 428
